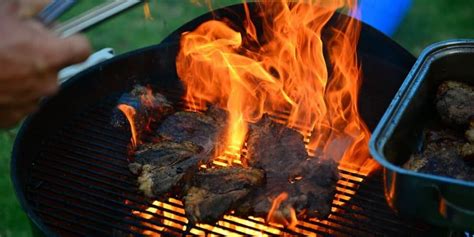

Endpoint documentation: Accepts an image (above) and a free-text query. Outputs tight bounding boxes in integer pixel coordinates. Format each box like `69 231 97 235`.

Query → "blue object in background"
354 0 412 36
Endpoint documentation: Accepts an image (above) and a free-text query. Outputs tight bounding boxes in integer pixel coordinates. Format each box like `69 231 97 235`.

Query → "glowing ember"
130 181 365 235
131 198 287 235
117 104 138 149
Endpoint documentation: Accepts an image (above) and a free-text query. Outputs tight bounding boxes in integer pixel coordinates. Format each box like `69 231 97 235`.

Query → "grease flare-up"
176 0 376 174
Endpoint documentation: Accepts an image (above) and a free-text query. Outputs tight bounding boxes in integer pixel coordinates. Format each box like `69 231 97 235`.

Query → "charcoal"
238 116 339 222
129 140 205 198
404 129 474 181
183 167 265 224
112 85 174 130
436 81 474 127
157 106 227 154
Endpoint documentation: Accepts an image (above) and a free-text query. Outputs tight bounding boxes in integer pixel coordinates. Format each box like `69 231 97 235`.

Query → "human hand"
1 0 51 18
0 6 91 128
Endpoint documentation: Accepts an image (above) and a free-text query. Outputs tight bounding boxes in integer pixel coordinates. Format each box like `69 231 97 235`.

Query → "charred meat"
157 106 227 154
112 85 174 130
405 81 474 179
239 116 339 221
129 140 203 198
404 129 474 181
461 120 474 160
183 167 265 224
436 80 474 127
129 106 228 198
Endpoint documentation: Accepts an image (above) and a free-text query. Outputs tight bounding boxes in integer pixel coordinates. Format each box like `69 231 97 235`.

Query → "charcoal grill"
12 3 432 236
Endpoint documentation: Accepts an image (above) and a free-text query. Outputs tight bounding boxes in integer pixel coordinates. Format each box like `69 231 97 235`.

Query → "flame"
176 0 376 174
266 192 298 230
128 0 383 234
117 104 138 149
118 86 164 149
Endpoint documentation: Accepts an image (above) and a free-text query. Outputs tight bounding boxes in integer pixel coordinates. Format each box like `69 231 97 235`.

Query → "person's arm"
0 2 91 128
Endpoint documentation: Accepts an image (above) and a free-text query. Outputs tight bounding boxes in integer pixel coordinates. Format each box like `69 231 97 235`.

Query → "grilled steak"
129 106 228 198
112 85 174 131
405 81 474 179
238 116 339 222
157 106 227 154
129 140 204 198
183 167 265 224
404 129 474 181
436 80 474 127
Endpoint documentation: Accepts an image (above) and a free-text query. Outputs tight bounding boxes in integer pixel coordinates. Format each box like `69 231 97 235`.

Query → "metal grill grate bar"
33 153 406 236
31 193 145 236
24 100 429 236
32 152 419 235
31 170 226 235
38 210 110 236
33 187 181 235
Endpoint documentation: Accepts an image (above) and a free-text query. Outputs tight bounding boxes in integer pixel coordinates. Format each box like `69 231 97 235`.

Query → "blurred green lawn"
1 0 474 236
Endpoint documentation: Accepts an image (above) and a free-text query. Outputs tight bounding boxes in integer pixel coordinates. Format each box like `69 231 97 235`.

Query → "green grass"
0 129 30 237
393 0 474 55
1 0 474 236
61 0 241 53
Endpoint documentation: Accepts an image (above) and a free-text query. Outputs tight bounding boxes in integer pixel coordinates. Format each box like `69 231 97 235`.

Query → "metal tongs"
37 0 142 38
36 1 143 83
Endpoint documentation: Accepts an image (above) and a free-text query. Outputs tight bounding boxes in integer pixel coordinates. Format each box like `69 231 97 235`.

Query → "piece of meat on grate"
157 106 227 154
129 140 204 198
129 106 229 198
183 167 265 224
112 85 174 131
238 116 339 222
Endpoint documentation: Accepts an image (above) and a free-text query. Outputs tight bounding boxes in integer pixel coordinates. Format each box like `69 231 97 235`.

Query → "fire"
266 192 298 230
117 104 138 149
127 0 382 234
176 0 376 174
131 198 287 235
117 86 163 149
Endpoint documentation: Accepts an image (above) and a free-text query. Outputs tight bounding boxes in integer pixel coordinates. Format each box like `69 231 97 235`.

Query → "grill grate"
26 97 429 236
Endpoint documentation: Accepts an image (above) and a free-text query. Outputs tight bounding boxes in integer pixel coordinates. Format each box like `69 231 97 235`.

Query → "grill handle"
52 0 142 38
58 48 115 84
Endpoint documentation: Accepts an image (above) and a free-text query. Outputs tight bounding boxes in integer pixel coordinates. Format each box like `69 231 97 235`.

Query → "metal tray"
370 39 474 230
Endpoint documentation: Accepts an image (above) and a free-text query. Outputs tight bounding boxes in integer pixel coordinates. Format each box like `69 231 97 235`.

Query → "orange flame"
128 0 381 233
266 192 298 229
117 104 138 149
176 0 375 174
267 192 288 224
